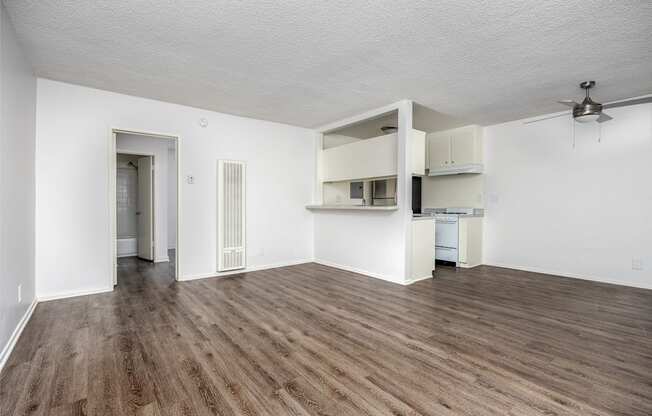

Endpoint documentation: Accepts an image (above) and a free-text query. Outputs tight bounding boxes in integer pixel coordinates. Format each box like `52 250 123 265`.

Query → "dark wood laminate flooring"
1 256 651 415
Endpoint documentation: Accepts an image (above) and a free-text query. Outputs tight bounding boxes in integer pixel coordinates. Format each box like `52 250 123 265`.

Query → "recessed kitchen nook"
307 103 486 281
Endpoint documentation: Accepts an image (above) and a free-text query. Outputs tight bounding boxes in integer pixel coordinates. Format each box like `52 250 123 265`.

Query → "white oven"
435 214 458 263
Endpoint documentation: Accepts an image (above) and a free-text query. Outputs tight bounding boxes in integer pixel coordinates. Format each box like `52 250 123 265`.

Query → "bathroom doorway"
116 153 154 261
110 129 180 286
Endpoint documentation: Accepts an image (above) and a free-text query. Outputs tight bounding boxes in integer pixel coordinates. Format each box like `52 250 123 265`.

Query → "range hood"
428 163 483 176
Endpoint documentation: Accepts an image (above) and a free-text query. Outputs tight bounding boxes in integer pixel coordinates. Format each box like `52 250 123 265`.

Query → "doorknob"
136 211 141 215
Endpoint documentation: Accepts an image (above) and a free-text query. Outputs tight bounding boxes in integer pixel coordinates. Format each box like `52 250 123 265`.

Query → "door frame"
109 128 182 286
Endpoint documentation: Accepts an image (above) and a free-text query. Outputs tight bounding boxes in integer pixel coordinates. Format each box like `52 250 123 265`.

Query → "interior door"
137 156 154 261
450 128 476 166
427 133 451 170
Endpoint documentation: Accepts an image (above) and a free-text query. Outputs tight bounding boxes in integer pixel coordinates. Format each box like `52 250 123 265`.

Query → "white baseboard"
154 257 170 263
117 252 137 258
404 274 433 285
38 286 114 302
0 298 38 373
484 262 652 290
180 259 313 282
313 259 405 285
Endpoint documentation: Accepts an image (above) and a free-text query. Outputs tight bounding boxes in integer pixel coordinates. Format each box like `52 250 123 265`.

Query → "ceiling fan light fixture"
574 113 600 123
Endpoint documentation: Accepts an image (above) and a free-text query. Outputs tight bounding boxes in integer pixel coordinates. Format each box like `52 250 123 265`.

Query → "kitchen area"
414 122 485 270
308 102 485 284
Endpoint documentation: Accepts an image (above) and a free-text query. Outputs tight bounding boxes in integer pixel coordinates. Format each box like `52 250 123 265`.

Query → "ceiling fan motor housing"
573 81 602 118
573 97 602 118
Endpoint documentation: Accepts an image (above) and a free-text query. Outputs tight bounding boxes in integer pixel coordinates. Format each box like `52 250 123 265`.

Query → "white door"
427 133 451 170
137 156 154 261
450 128 476 166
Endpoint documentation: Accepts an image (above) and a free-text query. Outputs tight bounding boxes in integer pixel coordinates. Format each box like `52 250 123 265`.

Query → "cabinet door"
427 133 451 170
321 133 397 181
411 130 426 175
458 218 468 265
451 128 476 166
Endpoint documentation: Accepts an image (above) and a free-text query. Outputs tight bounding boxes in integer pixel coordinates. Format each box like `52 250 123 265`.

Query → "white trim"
180 259 312 282
484 262 652 290
154 256 170 263
37 287 114 302
0 299 38 372
110 128 182 285
404 274 433 285
313 259 405 285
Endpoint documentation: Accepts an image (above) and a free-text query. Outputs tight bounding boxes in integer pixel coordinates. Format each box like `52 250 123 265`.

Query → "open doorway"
110 130 180 286
116 153 155 261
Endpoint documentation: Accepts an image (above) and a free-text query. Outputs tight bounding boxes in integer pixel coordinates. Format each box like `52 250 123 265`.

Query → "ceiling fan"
525 81 652 125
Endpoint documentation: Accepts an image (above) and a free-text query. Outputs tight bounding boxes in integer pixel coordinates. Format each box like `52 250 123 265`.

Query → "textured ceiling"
4 1 652 127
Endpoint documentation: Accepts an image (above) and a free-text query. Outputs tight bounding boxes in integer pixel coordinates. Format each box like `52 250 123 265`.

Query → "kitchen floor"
1 261 651 415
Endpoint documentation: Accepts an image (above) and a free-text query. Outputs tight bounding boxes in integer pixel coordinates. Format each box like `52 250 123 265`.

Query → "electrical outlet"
632 258 643 271
18 284 22 303
186 175 195 184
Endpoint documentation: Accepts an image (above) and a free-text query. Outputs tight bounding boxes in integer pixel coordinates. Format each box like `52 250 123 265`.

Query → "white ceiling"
4 1 652 127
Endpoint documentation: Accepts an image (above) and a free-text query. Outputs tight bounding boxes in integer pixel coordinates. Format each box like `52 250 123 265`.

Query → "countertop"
413 212 484 220
411 215 436 221
306 204 398 211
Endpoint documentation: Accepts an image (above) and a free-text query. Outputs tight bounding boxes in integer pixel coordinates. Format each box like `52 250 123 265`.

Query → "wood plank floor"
1 257 651 415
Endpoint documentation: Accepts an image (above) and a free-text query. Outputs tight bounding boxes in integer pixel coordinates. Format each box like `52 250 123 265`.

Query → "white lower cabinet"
458 217 483 268
410 219 435 282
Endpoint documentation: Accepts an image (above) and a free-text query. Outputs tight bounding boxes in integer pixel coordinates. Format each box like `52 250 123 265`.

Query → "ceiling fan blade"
603 96 652 109
523 112 570 124
557 100 578 108
596 112 613 123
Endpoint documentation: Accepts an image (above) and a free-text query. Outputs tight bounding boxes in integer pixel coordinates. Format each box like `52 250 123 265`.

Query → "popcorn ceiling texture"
4 0 652 127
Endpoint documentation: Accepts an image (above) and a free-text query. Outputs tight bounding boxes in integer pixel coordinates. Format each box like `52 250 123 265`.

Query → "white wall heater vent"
217 160 246 271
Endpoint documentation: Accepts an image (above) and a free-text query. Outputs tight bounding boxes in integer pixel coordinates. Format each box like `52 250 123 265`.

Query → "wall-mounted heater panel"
217 160 246 271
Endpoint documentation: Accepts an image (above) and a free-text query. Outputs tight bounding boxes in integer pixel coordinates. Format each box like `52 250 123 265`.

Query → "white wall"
168 146 177 250
483 103 652 289
0 4 37 366
35 79 316 299
116 133 172 262
422 174 484 208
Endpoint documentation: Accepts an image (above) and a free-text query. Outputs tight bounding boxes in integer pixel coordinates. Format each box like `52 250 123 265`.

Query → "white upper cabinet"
321 129 427 182
426 125 483 175
450 128 477 166
321 133 397 182
410 129 427 176
427 131 451 170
